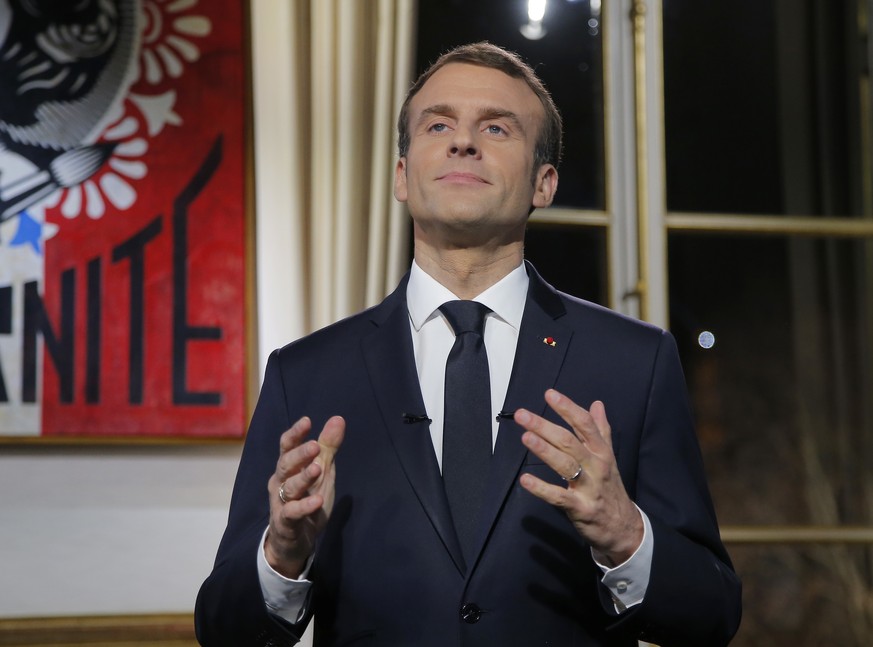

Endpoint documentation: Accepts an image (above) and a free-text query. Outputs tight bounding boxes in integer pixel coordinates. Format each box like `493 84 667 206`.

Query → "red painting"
0 0 249 439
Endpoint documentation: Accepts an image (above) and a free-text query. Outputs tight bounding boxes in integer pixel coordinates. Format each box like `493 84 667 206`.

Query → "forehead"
410 62 544 122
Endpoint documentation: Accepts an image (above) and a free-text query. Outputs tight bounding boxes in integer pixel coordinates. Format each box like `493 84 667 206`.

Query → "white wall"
0 444 241 618
0 0 301 627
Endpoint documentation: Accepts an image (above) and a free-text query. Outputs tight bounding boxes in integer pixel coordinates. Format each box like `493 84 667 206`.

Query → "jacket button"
460 603 482 624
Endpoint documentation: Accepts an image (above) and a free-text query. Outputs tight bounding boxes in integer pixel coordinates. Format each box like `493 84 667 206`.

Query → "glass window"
663 0 867 216
669 233 873 528
729 544 873 645
524 225 607 304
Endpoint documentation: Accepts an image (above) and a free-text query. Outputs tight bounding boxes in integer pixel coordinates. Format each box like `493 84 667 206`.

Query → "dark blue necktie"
439 300 492 565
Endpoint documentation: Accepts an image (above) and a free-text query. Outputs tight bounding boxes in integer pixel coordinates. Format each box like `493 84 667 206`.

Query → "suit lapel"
361 279 466 574
469 263 572 566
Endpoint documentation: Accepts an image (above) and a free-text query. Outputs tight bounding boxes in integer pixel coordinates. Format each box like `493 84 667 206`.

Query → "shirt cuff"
591 505 653 612
257 527 314 624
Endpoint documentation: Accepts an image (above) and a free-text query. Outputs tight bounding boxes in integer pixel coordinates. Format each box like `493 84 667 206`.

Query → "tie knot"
439 300 491 336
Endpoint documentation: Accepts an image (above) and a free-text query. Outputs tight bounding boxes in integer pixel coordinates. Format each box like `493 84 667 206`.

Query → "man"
196 43 741 646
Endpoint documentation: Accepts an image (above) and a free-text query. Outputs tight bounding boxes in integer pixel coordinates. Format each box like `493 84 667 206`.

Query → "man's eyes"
425 122 507 135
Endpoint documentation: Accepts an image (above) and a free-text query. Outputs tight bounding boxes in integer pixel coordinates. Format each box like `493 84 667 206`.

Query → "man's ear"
394 157 408 203
531 164 558 209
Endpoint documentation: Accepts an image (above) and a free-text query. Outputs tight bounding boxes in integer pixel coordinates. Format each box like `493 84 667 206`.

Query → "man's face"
394 63 557 248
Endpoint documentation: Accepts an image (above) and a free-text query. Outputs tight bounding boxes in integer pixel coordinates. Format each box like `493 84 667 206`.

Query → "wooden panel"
0 615 196 646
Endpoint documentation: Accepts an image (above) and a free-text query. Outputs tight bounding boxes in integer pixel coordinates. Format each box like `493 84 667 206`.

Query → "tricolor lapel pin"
543 336 557 347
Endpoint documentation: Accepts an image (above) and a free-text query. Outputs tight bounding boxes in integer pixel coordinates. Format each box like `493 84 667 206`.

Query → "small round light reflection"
697 331 716 350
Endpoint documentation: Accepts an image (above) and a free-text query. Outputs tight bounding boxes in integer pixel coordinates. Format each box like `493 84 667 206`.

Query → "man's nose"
448 126 480 158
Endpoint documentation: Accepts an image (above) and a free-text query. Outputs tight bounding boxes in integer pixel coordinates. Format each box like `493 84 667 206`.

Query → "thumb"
317 416 345 467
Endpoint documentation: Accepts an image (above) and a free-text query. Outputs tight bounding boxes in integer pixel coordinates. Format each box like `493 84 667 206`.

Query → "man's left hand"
516 389 644 566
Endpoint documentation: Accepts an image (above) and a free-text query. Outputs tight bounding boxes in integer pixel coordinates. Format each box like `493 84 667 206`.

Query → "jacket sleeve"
195 350 313 647
607 331 742 646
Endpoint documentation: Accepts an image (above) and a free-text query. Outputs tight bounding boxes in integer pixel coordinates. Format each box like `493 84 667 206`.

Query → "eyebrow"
415 104 455 130
416 104 527 135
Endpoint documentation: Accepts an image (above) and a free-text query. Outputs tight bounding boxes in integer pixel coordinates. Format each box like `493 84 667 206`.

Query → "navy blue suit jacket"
195 264 741 646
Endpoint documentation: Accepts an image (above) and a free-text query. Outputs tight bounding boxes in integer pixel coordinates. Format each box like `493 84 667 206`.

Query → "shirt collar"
406 260 529 331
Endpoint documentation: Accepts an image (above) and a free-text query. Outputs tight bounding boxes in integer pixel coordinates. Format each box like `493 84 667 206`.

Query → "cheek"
508 167 535 199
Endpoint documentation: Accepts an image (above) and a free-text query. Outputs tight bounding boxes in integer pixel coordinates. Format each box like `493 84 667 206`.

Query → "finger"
589 400 614 450
515 407 583 457
279 417 313 453
544 390 609 452
275 437 321 482
276 490 325 522
519 472 573 509
273 459 324 503
516 409 586 479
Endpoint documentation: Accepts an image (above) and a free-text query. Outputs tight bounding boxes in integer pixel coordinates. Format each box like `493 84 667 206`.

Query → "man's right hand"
265 415 345 579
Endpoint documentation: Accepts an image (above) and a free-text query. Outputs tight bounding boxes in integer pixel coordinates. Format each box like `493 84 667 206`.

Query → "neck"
414 243 524 299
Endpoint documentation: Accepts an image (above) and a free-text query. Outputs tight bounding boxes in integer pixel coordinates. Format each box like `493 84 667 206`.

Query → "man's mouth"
437 172 488 184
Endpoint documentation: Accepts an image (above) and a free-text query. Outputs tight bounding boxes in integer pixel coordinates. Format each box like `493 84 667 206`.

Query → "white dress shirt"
258 261 653 622
406 260 528 468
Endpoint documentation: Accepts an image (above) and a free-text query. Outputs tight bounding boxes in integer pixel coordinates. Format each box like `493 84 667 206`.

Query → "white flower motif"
139 0 212 85
58 103 150 220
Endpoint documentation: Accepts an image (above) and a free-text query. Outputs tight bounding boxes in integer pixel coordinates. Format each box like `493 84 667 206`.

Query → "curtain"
252 0 416 366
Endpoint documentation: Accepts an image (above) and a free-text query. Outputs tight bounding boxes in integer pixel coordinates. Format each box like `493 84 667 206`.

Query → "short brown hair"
397 42 563 176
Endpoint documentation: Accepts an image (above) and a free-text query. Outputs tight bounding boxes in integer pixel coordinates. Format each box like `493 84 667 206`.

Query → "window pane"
663 0 868 216
728 544 873 645
415 0 606 209
668 234 873 527
524 224 606 305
